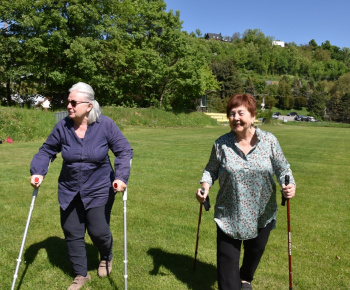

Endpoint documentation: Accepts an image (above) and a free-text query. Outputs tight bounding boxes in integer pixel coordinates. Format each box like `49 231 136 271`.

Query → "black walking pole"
281 175 293 290
193 188 210 271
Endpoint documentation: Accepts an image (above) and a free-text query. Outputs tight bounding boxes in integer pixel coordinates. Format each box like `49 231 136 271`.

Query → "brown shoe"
98 259 113 277
67 274 91 290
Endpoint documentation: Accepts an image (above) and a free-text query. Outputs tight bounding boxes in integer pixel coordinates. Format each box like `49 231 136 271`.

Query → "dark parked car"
294 115 305 121
287 112 298 116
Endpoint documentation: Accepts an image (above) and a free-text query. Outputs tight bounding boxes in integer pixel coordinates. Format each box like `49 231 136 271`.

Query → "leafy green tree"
119 2 218 110
195 29 202 38
242 29 272 46
244 75 256 96
0 18 30 105
1 0 131 106
294 96 307 110
1 0 215 110
307 91 326 119
253 77 266 94
263 94 277 110
326 73 350 121
210 58 243 99
339 93 350 122
330 72 350 97
291 78 302 97
327 95 342 121
314 48 331 62
277 77 293 109
309 39 318 50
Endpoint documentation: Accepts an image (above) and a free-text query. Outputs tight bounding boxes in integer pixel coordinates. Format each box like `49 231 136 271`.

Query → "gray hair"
69 82 102 124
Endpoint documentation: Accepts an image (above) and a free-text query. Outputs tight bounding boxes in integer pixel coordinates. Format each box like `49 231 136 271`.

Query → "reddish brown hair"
226 94 257 118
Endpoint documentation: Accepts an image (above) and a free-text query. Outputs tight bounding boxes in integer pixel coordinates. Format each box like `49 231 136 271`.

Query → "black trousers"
217 221 274 290
60 194 114 276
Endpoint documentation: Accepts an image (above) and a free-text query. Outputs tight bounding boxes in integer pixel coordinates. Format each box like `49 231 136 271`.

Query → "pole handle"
201 188 211 211
281 175 290 206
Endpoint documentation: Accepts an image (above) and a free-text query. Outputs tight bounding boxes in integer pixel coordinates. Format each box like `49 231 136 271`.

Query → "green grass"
1 115 350 289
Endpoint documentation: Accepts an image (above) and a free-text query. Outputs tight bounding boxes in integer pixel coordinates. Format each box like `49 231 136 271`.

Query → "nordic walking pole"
112 181 128 290
193 199 203 271
113 160 131 290
11 177 39 290
281 175 293 290
194 188 210 271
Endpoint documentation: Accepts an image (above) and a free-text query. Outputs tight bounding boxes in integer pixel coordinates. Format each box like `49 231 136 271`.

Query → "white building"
272 40 285 47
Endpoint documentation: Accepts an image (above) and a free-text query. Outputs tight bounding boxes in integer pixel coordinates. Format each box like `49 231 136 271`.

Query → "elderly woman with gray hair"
30 82 133 290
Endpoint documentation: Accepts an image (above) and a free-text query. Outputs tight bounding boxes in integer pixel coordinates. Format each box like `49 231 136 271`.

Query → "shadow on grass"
15 236 119 289
147 248 217 290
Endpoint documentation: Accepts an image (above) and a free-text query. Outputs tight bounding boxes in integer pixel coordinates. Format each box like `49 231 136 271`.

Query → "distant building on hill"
204 33 222 41
272 40 285 47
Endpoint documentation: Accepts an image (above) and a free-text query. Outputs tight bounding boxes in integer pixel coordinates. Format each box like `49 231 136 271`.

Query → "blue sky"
164 0 350 49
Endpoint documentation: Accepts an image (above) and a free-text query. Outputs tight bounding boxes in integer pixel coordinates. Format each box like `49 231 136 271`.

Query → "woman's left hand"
112 179 127 192
282 183 296 199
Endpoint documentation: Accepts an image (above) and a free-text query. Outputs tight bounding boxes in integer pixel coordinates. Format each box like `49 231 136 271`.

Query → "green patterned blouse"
201 128 295 240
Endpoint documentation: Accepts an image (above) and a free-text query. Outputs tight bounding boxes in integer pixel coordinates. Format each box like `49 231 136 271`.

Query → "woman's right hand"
31 175 44 188
196 183 209 203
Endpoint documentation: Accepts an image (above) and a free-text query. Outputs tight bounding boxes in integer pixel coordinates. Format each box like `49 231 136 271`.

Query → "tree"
309 39 318 50
119 3 218 110
1 0 214 110
294 96 307 110
0 15 31 105
244 75 257 96
330 72 350 97
231 32 241 42
314 48 331 62
326 92 350 123
307 91 326 119
195 29 202 38
242 29 272 46
1 0 131 106
327 72 350 121
277 76 293 109
210 58 243 99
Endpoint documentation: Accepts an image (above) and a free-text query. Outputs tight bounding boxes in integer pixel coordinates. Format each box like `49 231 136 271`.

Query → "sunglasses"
65 100 91 107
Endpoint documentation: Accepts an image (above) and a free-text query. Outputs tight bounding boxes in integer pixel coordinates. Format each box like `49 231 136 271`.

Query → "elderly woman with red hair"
196 94 296 290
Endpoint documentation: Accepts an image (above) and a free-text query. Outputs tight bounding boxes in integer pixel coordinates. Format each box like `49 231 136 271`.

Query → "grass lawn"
1 124 349 289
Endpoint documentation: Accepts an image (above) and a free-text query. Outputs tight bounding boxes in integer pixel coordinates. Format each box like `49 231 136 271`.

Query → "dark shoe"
98 259 113 277
241 281 252 289
67 274 91 290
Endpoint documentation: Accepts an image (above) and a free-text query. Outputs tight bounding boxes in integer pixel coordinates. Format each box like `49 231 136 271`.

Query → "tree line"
1 0 350 122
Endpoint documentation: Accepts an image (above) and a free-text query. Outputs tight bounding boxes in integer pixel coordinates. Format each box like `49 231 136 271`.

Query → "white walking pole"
11 178 39 290
123 185 128 290
113 161 131 290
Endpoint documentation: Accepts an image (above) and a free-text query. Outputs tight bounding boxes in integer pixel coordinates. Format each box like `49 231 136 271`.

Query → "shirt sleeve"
270 134 296 187
105 118 133 184
200 143 221 187
30 125 61 176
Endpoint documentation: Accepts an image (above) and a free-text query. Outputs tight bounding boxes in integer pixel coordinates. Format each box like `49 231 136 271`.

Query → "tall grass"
0 107 55 142
0 107 219 142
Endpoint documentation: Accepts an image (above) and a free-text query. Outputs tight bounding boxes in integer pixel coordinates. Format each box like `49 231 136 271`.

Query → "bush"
257 110 273 124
